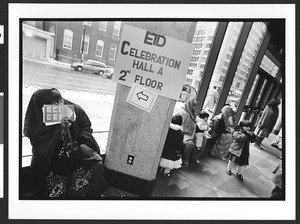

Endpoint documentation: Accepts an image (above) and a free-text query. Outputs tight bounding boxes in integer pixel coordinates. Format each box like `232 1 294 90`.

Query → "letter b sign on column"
144 31 166 47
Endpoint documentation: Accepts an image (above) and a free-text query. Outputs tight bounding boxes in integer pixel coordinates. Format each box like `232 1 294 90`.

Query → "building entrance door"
240 68 281 128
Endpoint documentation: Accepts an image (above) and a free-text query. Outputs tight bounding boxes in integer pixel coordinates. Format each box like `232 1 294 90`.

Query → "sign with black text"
113 25 194 100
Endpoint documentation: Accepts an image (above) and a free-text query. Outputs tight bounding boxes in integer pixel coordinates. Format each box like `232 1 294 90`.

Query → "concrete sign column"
105 23 194 196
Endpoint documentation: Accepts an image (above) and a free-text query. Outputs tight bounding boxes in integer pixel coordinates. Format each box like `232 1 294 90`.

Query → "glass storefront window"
187 22 218 95
225 22 267 109
246 74 260 105
202 22 243 112
255 79 267 107
260 55 280 77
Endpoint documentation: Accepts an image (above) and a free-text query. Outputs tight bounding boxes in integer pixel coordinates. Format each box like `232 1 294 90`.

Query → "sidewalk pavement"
106 133 282 198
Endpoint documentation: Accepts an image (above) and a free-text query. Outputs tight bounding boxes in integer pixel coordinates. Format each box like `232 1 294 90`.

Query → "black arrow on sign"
137 91 149 101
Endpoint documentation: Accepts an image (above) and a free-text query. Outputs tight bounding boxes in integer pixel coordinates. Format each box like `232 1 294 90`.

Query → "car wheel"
99 70 104 76
77 66 83 71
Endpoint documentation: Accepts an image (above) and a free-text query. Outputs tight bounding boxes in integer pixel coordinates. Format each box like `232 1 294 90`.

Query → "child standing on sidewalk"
159 114 184 178
225 120 256 180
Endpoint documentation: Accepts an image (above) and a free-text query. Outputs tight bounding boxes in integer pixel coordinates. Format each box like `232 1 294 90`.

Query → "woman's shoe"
226 169 232 176
236 173 243 180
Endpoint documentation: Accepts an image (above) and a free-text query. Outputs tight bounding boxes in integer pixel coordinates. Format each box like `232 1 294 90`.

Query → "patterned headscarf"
182 99 197 121
221 105 235 128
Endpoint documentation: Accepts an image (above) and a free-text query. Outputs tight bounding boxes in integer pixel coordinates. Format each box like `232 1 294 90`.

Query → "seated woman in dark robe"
23 88 107 198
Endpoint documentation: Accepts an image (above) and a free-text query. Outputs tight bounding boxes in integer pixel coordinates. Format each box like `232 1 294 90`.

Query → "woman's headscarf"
221 105 235 128
267 98 280 111
182 99 197 121
23 88 63 142
171 114 183 126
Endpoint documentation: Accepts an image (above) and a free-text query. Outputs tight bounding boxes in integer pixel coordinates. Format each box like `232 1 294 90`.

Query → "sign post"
105 24 194 196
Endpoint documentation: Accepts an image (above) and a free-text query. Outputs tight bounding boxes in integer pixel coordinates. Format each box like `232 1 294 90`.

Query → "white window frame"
113 21 121 36
80 35 90 54
109 44 117 60
99 21 107 31
63 29 73 50
95 40 104 57
83 21 92 26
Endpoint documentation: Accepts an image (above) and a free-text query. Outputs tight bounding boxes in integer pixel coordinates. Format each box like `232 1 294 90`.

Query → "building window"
113 21 121 36
83 21 92 26
189 63 197 67
109 44 117 60
193 43 203 49
236 82 241 88
63 29 73 50
99 21 107 31
187 69 193 75
219 76 225 82
193 50 201 55
191 57 199 62
193 36 205 42
95 40 104 57
195 29 206 35
80 35 90 54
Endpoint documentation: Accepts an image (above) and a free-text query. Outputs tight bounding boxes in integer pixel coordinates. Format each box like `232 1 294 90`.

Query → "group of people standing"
159 97 281 185
24 88 282 199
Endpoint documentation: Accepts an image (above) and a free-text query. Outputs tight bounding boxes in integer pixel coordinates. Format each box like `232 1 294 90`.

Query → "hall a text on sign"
112 25 194 100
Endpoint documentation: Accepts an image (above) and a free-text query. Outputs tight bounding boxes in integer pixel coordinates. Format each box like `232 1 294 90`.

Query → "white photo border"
9 3 295 220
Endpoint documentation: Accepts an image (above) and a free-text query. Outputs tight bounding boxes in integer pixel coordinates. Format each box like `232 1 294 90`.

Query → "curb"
23 57 72 69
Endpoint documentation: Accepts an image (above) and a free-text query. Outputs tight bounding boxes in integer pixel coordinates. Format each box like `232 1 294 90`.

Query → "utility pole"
81 23 86 61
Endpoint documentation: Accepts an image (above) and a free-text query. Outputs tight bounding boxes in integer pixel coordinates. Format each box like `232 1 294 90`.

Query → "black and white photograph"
6 3 296 221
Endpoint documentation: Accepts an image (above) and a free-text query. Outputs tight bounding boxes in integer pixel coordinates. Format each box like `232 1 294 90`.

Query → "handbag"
52 118 83 177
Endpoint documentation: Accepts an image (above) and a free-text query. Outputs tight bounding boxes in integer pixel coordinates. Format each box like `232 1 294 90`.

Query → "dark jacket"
229 126 256 157
207 114 227 139
23 89 101 196
161 124 184 161
257 105 279 138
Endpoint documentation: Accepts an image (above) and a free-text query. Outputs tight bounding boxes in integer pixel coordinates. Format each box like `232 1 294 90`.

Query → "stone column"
104 22 195 196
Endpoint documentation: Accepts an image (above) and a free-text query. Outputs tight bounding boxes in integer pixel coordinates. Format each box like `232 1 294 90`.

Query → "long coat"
256 105 279 138
229 127 256 157
24 90 102 197
161 124 184 161
207 114 226 139
177 108 196 142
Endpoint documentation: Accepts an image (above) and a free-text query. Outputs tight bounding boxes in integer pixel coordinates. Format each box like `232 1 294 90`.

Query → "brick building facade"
45 21 122 67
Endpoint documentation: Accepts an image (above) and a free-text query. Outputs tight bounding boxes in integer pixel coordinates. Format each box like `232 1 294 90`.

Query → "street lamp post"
81 24 86 61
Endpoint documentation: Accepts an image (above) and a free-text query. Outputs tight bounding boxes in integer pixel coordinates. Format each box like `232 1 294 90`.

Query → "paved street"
23 59 117 94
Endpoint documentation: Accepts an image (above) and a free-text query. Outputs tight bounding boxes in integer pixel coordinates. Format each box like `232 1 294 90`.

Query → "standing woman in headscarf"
23 88 107 198
202 105 236 158
254 98 280 149
177 99 198 166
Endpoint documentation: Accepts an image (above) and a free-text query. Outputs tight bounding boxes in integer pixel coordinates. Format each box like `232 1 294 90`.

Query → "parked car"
71 59 113 78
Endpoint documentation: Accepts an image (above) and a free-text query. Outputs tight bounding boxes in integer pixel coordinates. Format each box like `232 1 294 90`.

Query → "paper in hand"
42 104 75 126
